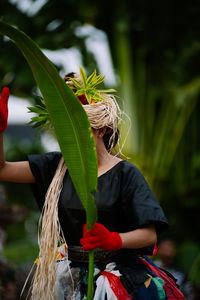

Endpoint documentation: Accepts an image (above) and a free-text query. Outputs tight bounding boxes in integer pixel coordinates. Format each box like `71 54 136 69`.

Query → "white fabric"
55 259 71 299
55 259 81 300
93 262 122 300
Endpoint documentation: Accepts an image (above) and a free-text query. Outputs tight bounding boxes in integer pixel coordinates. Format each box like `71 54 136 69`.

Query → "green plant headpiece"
28 66 116 131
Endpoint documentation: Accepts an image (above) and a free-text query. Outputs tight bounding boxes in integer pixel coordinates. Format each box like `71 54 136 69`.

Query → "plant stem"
87 250 94 300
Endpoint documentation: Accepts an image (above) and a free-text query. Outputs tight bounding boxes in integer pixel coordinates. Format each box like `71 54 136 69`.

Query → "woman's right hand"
0 87 10 133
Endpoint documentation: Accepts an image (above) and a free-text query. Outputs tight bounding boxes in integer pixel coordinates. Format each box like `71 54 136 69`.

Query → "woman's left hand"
80 222 122 251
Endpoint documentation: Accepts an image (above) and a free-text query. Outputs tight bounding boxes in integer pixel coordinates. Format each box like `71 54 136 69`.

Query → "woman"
0 72 185 300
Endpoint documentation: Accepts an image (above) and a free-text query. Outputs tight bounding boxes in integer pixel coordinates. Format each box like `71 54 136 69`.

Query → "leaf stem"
87 250 94 300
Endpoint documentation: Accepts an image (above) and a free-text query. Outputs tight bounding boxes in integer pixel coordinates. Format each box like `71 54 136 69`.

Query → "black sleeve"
121 162 168 235
27 152 62 210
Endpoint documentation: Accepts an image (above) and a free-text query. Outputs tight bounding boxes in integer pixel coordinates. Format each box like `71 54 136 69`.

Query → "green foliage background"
0 0 200 290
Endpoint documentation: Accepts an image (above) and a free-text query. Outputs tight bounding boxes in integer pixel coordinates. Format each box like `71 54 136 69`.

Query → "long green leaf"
0 21 97 228
0 21 97 299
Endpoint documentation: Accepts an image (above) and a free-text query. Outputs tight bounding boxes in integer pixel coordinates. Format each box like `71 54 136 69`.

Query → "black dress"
28 151 170 299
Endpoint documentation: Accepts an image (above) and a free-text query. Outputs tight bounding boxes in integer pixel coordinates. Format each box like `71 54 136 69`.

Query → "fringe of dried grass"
28 157 68 300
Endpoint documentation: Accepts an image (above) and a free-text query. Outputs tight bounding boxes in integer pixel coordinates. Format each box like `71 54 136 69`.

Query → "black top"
28 151 168 255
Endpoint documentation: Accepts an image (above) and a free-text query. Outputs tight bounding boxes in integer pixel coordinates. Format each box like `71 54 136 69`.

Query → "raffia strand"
30 157 68 300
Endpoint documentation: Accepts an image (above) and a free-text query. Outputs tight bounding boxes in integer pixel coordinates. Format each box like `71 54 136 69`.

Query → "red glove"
0 87 10 133
80 222 122 251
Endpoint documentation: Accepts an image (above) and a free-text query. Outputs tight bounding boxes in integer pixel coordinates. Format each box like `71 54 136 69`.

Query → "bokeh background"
0 0 200 298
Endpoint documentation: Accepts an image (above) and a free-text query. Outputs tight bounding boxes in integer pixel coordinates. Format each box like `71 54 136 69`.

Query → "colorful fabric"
94 263 132 300
32 229 182 300
137 280 160 300
38 251 169 300
139 256 186 300
152 277 166 300
55 243 68 261
144 275 152 288
53 259 168 300
35 243 68 264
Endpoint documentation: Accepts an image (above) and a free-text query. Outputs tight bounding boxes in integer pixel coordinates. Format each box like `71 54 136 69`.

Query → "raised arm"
0 88 35 183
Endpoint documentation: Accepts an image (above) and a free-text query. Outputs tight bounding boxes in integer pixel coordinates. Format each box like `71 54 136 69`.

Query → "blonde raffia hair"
22 72 130 299
22 157 73 299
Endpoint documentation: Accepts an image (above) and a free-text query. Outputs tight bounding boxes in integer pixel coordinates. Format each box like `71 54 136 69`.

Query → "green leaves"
28 99 52 131
0 21 98 229
70 65 116 103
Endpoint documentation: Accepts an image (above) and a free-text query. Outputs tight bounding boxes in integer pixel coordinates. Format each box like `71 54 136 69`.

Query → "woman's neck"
97 150 113 167
96 143 122 176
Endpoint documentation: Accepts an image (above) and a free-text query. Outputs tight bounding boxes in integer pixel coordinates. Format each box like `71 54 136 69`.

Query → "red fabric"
0 87 9 133
80 222 122 251
77 94 89 105
152 244 158 256
139 258 186 300
100 271 132 300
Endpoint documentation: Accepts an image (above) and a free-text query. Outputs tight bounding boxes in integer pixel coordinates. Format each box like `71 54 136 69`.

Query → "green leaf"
99 89 117 93
86 70 96 85
70 78 83 89
0 21 97 230
92 74 105 87
28 106 47 115
76 89 86 96
0 22 98 299
79 65 87 87
85 91 91 101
